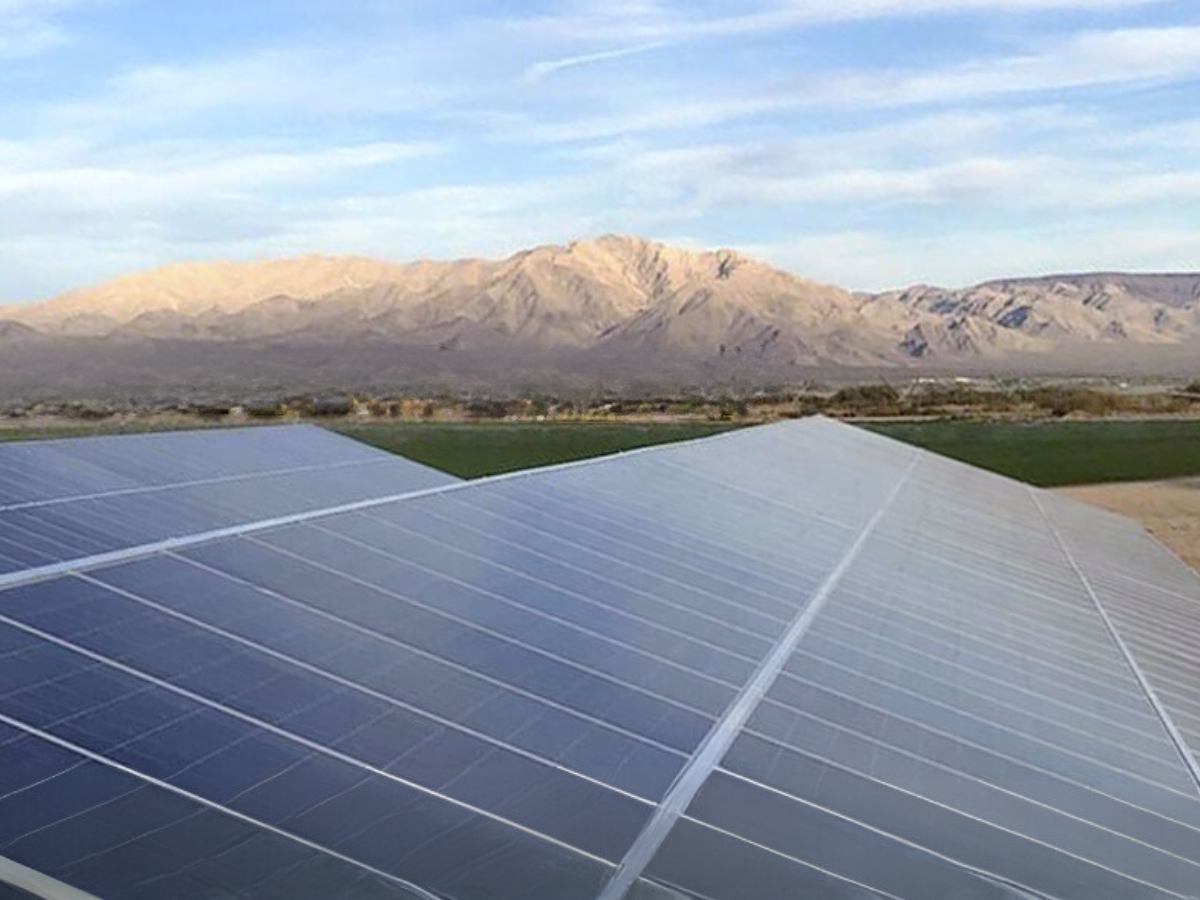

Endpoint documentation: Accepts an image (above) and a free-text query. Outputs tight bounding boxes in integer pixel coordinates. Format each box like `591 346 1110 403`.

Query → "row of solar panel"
0 426 396 506
1 420 1198 898
0 423 918 898
0 720 433 900
0 426 453 576
1038 491 1200 771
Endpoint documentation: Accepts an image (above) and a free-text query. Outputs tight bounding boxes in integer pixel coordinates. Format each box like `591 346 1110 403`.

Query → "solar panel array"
0 425 455 579
1 418 1198 898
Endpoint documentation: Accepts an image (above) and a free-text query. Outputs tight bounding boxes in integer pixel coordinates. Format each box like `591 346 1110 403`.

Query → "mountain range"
1 235 1197 400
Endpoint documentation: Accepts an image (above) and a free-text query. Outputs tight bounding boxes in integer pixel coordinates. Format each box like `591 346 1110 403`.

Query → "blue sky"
2 0 1200 300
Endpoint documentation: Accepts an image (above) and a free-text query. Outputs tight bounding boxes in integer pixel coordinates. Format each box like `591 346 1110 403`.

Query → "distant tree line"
5 381 1200 425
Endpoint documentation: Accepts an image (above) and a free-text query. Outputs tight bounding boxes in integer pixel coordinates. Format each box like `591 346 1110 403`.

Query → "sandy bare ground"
1057 480 1200 575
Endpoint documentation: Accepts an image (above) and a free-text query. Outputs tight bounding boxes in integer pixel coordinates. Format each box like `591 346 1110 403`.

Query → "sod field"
336 418 1200 486
866 419 1200 487
2 417 1199 487
333 417 1200 487
330 421 735 478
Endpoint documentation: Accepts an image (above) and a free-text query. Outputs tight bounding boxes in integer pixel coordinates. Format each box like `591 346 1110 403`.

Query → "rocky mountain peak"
0 239 1196 391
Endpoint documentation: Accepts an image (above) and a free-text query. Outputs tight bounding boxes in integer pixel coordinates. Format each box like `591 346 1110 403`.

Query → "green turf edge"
3 417 1197 488
328 421 739 479
865 419 1200 487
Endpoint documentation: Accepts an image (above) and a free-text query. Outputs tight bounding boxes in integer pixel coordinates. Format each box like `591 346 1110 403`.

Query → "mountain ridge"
1 235 1197 398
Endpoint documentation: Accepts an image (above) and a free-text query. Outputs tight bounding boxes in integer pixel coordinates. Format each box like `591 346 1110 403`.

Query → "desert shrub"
828 384 903 415
309 399 353 417
245 404 284 418
364 399 397 417
1015 387 1125 417
712 397 749 420
464 399 509 419
192 404 232 419
905 386 1015 412
792 395 827 417
75 408 114 421
831 384 900 407
746 393 790 408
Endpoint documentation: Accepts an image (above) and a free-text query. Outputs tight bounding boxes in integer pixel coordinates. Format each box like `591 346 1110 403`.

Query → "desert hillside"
1 236 1197 399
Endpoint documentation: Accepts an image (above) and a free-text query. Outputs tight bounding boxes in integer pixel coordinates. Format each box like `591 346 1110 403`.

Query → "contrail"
523 40 671 82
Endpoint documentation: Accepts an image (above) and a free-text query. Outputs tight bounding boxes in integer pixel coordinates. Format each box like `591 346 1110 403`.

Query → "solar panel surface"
1 418 1198 898
0 425 455 578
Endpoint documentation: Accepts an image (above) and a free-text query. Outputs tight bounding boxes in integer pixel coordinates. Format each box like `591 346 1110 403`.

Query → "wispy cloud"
510 0 1166 43
747 225 1200 291
0 0 90 59
0 141 437 204
0 138 441 269
3 0 1199 298
523 40 671 82
44 46 461 132
507 24 1200 144
848 24 1200 106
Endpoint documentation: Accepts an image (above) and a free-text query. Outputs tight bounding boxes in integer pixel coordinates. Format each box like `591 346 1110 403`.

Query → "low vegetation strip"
868 420 1200 487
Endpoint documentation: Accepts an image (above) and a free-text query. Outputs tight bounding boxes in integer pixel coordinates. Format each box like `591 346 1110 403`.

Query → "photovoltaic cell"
0 880 41 900
1 417 1198 898
1035 491 1200 774
0 425 455 577
640 425 1200 900
0 720 434 899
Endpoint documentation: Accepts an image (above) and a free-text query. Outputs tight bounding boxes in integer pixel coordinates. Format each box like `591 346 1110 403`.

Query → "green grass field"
2 417 1198 487
337 418 1200 486
866 419 1200 486
331 421 736 478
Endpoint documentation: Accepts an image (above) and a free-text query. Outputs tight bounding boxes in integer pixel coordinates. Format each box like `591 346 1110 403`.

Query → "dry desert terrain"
1059 479 1200 574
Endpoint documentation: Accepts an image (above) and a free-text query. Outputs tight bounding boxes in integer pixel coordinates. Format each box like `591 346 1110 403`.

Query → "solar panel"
0 425 455 579
1 418 1198 898
0 721 429 900
1035 491 1200 782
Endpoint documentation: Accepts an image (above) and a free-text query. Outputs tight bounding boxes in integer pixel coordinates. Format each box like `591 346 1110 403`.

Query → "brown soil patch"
1057 480 1200 574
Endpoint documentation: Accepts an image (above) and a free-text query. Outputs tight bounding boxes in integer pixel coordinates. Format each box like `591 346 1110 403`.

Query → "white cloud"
4 1 1200 299
844 25 1200 106
0 140 440 284
0 0 88 59
510 0 1165 43
747 226 1200 291
567 102 1200 217
0 161 598 299
41 40 475 135
507 24 1200 144
0 141 437 206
